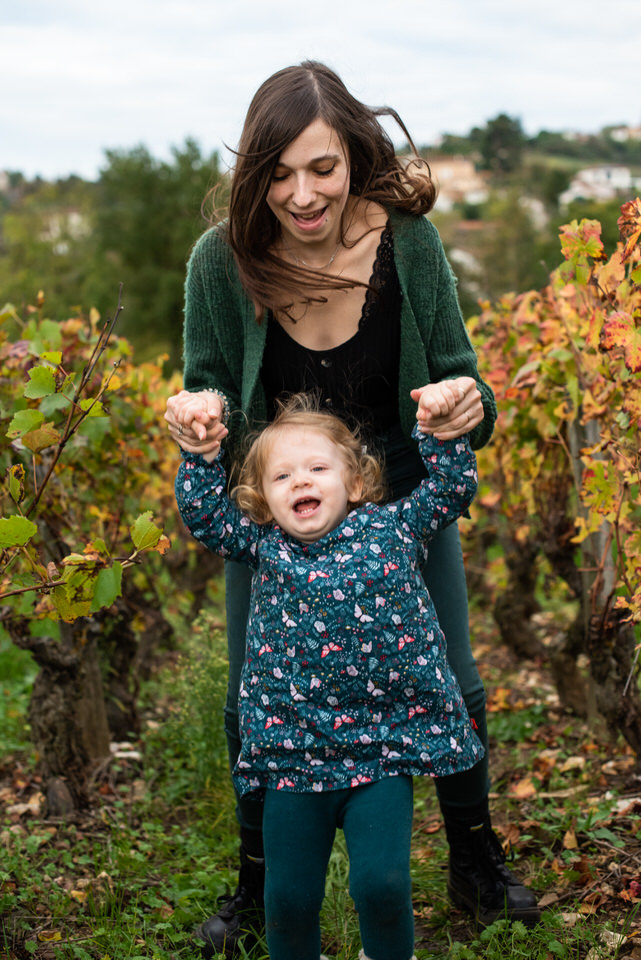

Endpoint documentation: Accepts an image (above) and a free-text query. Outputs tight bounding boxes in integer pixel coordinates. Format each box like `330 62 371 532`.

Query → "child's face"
261 426 362 542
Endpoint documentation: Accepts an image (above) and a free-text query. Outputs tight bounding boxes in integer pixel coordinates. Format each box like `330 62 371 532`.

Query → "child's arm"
175 450 263 565
397 424 478 544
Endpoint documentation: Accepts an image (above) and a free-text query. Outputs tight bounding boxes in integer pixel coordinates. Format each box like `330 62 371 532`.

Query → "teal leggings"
224 521 489 831
263 777 415 960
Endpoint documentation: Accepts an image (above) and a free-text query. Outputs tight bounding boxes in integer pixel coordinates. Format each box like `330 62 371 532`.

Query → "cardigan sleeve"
428 223 496 448
391 210 496 451
182 226 245 411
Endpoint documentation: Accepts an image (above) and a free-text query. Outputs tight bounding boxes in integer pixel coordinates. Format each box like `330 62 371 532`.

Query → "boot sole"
447 881 542 928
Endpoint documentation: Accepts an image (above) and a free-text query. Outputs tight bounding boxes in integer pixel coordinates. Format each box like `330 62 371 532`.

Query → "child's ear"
347 474 364 504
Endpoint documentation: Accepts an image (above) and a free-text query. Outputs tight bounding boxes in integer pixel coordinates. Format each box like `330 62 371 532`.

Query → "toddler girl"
176 392 483 960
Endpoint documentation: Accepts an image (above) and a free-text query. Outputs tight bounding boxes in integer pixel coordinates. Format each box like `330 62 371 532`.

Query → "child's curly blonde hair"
232 394 386 524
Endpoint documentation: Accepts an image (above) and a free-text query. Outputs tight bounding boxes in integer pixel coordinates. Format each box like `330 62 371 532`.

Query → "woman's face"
266 118 351 253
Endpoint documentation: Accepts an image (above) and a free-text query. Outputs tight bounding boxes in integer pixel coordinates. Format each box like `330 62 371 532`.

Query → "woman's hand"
165 389 228 459
411 377 484 438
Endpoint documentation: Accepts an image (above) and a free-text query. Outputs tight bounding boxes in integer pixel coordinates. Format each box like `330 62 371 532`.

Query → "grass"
1 588 640 959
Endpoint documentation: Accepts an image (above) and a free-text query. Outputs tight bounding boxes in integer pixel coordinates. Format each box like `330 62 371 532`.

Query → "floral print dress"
176 427 484 796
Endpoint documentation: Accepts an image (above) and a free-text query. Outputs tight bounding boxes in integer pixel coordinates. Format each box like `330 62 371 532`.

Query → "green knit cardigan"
182 207 496 456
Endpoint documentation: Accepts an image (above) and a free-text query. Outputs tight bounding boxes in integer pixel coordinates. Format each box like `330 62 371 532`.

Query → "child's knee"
265 874 325 926
350 865 411 918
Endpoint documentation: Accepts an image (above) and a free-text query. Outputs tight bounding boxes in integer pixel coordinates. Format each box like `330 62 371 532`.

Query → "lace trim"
360 222 394 329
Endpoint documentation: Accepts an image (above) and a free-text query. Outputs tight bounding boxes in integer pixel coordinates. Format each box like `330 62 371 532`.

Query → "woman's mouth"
289 208 328 231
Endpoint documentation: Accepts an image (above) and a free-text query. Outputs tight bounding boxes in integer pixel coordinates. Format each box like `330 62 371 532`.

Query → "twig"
26 287 124 518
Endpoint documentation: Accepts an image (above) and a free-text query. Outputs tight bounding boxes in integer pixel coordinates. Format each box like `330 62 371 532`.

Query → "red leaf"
601 311 641 373
617 197 641 261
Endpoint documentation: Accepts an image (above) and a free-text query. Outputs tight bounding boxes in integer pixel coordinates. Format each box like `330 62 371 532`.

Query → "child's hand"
201 440 222 463
165 389 228 452
411 378 482 437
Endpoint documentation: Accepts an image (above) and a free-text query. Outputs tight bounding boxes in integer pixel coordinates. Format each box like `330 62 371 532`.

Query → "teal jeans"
222 425 489 832
263 777 415 960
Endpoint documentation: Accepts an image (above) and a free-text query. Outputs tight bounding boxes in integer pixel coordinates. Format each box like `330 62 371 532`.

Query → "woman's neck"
276 198 386 273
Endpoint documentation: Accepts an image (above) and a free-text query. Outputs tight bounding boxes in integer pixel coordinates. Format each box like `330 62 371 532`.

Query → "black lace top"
261 224 401 441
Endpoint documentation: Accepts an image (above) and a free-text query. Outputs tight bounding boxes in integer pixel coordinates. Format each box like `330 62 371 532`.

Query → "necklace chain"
286 240 342 270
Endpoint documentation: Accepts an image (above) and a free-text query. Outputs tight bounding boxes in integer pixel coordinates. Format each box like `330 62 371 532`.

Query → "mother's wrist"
203 388 230 426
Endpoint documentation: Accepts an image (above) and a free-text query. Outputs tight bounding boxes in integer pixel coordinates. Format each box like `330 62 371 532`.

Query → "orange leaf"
508 777 537 799
601 310 641 373
618 197 641 261
487 686 511 712
578 902 598 915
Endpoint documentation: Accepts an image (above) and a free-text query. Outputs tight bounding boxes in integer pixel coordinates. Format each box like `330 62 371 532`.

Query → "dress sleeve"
175 451 264 566
396 425 478 544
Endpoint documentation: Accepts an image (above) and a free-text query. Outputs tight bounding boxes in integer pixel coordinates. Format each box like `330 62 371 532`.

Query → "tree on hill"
478 113 525 174
91 138 225 369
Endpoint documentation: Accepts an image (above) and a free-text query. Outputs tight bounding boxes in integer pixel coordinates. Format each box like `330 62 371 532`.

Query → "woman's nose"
291 174 314 207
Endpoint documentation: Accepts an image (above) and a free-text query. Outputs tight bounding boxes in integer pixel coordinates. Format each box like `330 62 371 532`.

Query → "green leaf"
27 318 62 354
0 515 38 548
6 409 45 438
79 398 106 416
24 366 56 399
39 393 71 417
130 511 163 551
60 374 76 399
8 464 26 504
40 350 62 364
77 417 110 442
52 569 93 621
87 537 110 557
90 562 123 612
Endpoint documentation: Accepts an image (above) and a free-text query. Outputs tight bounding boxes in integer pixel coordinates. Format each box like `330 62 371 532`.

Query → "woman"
166 60 540 957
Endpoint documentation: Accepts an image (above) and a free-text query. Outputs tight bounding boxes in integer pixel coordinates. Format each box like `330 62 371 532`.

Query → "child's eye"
274 472 289 481
311 465 327 473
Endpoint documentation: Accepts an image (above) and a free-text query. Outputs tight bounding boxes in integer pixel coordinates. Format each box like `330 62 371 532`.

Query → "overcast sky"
4 0 641 182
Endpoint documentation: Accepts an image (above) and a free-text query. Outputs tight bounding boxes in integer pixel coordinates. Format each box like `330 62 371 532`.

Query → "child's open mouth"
293 498 320 516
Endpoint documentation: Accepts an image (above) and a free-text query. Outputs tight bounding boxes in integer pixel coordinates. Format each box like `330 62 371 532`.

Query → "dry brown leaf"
559 755 586 773
508 777 537 799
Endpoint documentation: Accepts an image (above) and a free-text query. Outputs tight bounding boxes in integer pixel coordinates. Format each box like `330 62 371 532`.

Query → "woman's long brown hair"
209 60 437 318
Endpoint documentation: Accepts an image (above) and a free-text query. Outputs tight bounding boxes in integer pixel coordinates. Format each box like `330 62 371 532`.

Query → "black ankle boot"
194 834 265 958
443 805 541 928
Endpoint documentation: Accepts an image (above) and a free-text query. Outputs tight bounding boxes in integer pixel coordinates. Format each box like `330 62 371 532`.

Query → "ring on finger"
178 423 184 436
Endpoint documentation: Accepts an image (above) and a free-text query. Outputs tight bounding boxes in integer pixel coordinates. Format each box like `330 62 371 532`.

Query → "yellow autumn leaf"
38 930 63 942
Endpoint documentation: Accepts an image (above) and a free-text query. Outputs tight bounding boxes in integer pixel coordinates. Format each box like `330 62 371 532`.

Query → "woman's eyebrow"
275 152 342 168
